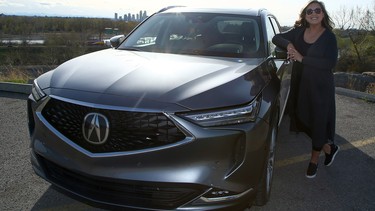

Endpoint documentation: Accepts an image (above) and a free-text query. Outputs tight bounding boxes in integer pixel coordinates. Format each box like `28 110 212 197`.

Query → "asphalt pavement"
0 91 374 211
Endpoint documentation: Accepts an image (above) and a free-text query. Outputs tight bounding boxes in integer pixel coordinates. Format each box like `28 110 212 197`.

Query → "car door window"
265 17 277 56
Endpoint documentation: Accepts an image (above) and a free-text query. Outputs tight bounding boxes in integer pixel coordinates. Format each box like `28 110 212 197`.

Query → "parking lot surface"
0 92 374 211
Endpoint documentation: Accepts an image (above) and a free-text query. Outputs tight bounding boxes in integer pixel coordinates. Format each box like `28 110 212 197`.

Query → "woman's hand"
287 43 303 63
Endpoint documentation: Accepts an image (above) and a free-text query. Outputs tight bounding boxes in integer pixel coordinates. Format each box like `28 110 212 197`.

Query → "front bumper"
28 96 270 210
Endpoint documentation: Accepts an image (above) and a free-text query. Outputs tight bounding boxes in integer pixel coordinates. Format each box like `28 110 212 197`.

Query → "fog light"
199 188 253 202
212 190 230 196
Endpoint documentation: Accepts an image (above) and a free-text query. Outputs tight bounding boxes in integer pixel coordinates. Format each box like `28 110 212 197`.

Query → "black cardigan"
272 27 338 149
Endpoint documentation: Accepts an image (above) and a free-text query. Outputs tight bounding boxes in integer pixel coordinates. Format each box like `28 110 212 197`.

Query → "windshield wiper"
121 47 141 51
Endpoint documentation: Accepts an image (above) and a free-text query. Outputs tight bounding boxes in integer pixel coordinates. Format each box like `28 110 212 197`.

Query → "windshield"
118 12 264 58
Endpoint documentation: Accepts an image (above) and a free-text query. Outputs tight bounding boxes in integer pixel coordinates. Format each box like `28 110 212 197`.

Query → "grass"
0 65 48 84
1 65 374 95
0 68 31 84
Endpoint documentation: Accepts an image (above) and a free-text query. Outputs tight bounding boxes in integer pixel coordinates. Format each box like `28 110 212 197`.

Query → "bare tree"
361 1 375 33
333 3 374 64
333 6 355 30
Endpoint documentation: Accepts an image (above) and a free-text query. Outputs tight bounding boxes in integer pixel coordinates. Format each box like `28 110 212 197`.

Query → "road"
0 91 374 211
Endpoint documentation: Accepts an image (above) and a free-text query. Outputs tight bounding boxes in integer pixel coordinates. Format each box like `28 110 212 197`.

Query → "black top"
272 27 338 150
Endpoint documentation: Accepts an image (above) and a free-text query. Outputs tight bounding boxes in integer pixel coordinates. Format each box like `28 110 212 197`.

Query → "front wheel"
254 112 278 206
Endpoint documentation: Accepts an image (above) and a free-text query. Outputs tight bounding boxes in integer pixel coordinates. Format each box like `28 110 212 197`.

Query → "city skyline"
1 0 374 26
114 10 148 22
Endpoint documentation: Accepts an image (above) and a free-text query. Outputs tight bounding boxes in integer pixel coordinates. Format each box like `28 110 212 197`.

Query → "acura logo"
82 113 109 145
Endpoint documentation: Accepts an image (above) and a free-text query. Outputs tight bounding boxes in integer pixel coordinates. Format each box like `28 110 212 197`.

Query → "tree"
333 2 375 72
333 6 364 62
361 2 375 33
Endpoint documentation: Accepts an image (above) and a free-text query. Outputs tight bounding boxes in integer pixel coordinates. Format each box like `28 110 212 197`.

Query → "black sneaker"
306 162 318 179
324 144 340 166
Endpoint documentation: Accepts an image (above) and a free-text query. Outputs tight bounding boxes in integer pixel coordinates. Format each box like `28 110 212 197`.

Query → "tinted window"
265 17 278 55
119 13 264 58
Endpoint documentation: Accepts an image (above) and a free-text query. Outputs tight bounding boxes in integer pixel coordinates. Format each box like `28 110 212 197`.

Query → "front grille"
41 98 186 153
40 156 206 210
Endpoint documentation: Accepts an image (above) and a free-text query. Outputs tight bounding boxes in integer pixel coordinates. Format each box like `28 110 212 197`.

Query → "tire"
254 109 279 206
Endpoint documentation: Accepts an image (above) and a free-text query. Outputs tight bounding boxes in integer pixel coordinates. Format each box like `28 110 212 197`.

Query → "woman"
272 0 339 178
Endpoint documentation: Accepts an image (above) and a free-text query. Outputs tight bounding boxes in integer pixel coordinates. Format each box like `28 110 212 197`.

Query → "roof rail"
157 6 185 13
258 8 267 15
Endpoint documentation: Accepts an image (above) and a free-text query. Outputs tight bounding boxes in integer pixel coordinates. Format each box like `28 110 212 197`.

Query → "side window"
270 17 280 34
265 17 276 56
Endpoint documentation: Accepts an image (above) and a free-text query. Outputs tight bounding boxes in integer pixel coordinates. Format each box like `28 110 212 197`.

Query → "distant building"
143 11 147 20
114 10 148 22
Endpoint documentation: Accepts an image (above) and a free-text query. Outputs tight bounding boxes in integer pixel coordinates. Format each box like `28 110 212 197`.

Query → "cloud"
39 2 50 7
2 2 25 7
1 0 373 26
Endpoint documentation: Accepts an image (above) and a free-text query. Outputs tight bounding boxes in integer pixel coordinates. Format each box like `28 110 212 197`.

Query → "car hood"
44 49 266 110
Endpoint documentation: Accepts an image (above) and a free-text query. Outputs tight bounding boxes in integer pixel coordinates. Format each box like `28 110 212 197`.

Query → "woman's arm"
273 28 303 61
272 27 300 50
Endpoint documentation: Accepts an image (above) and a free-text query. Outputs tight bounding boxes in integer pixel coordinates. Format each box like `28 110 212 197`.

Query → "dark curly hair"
294 0 335 30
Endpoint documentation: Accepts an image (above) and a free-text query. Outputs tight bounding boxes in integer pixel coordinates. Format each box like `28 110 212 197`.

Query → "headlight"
180 95 261 127
31 79 46 101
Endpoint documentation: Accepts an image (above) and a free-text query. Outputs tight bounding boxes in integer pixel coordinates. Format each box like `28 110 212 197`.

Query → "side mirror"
274 47 288 59
109 35 126 48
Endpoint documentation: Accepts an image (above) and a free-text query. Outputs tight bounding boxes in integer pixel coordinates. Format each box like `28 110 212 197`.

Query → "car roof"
158 6 269 17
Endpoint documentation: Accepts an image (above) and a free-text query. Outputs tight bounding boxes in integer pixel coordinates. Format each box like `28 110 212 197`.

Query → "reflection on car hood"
49 49 264 110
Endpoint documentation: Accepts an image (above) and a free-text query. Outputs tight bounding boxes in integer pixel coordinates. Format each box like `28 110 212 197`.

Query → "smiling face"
305 2 324 26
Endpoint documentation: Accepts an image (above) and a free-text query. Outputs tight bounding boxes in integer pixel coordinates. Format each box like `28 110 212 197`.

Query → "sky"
1 0 374 26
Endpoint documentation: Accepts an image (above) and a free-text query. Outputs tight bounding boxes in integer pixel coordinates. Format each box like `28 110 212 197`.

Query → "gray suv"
28 6 291 210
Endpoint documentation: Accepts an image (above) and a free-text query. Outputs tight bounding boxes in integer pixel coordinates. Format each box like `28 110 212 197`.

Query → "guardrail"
0 82 32 94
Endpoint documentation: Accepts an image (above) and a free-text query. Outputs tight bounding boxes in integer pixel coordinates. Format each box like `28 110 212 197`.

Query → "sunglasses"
306 8 322 15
